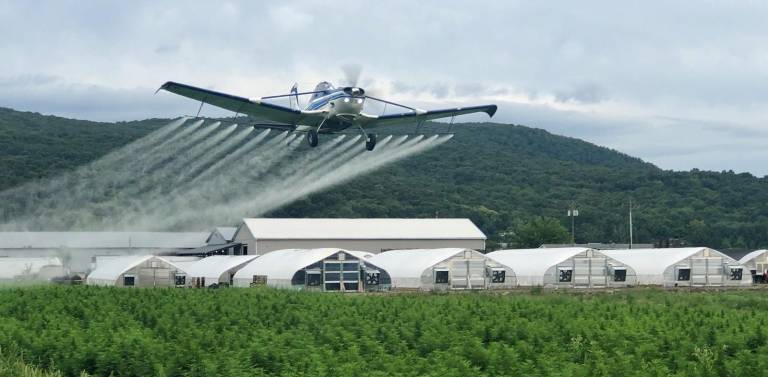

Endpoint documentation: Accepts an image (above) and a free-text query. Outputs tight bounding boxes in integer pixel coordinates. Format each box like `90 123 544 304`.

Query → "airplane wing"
158 81 326 128
360 104 497 129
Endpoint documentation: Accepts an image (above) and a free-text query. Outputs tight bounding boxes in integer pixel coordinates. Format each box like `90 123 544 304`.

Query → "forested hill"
1 106 767 249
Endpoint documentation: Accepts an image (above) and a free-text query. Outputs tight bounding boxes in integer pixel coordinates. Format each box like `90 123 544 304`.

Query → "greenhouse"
602 247 750 287
738 249 768 283
0 257 66 283
86 255 191 287
186 255 259 287
232 248 391 292
368 248 515 290
486 247 635 287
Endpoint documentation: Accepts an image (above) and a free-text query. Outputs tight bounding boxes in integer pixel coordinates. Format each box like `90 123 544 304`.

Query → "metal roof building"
602 247 750 287
233 218 487 255
0 231 210 272
232 248 391 292
486 248 636 288
86 255 194 287
368 248 515 290
186 255 259 287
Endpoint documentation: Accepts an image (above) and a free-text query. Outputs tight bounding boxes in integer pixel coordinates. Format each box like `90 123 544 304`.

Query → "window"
435 270 449 284
491 269 506 283
123 275 135 287
558 268 573 283
677 268 691 281
174 274 186 286
325 263 341 271
342 262 359 271
342 272 359 281
613 268 627 282
306 272 322 286
343 282 359 291
325 282 341 291
325 273 341 282
730 267 743 281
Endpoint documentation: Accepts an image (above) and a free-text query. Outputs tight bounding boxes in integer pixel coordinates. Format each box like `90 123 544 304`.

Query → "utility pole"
629 198 634 249
567 205 579 246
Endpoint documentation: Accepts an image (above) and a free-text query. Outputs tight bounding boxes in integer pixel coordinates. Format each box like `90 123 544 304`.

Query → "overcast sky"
1 1 766 175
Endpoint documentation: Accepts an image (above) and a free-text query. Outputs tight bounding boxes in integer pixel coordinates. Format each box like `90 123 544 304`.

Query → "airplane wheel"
307 130 319 147
365 133 377 151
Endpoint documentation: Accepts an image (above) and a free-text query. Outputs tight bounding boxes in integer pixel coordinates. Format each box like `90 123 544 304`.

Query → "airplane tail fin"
290 83 300 110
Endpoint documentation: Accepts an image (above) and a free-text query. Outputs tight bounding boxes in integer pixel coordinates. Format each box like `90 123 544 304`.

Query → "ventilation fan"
366 272 380 285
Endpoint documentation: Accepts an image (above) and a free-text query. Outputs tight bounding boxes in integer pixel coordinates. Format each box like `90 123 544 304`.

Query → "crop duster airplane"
159 72 497 151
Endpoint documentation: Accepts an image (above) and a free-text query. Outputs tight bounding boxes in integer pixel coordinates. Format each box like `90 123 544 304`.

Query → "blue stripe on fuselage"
306 91 347 110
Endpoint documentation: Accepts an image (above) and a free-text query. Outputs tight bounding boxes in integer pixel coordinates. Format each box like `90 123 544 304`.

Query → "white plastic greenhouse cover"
486 248 590 279
368 248 473 280
86 255 190 286
232 248 374 286
186 255 259 282
739 249 767 265
0 257 63 279
601 247 729 276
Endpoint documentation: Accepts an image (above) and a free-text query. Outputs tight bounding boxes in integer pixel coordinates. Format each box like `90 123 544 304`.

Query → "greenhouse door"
323 260 361 292
449 260 486 289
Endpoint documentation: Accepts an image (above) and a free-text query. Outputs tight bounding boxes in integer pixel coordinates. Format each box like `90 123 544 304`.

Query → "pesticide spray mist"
0 118 451 231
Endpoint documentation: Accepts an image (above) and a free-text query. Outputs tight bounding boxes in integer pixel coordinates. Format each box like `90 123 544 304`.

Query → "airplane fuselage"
295 84 366 133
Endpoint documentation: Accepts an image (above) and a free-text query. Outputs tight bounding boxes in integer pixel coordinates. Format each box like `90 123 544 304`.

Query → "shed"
0 257 66 283
368 248 515 290
232 248 391 292
738 250 768 283
233 218 487 254
486 248 635 287
602 247 749 287
186 255 259 287
86 255 190 287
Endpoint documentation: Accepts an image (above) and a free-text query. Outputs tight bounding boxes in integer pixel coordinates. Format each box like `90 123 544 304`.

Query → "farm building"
368 248 515 290
602 247 750 287
186 255 259 287
0 231 210 272
486 248 636 288
86 255 193 287
232 248 391 292
738 250 768 283
0 257 66 283
233 218 486 255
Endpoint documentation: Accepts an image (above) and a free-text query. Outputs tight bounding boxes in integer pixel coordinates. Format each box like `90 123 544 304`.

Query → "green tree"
508 216 571 248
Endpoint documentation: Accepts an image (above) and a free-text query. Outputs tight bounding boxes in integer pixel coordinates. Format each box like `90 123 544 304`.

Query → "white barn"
602 247 750 287
0 257 66 283
233 218 487 255
232 248 391 292
368 248 515 290
86 255 192 287
486 248 636 288
738 249 768 283
186 255 259 287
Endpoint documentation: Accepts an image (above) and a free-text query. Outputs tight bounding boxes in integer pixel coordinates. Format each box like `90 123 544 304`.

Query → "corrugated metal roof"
368 248 473 278
238 218 486 240
215 227 238 242
0 232 209 249
233 248 375 281
486 248 591 277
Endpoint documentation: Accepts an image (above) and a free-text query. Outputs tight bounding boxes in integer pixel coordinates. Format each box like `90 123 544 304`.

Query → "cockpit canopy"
310 81 335 100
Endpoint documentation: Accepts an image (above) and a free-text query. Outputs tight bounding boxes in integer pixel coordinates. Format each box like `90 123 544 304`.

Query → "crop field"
0 287 767 376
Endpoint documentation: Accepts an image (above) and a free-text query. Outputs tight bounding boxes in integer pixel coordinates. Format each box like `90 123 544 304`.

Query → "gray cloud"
0 1 767 175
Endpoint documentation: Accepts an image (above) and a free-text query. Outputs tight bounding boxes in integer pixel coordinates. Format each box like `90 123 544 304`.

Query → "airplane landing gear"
365 133 377 151
307 130 319 147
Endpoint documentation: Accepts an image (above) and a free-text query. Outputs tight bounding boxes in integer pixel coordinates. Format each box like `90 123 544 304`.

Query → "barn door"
450 260 468 289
